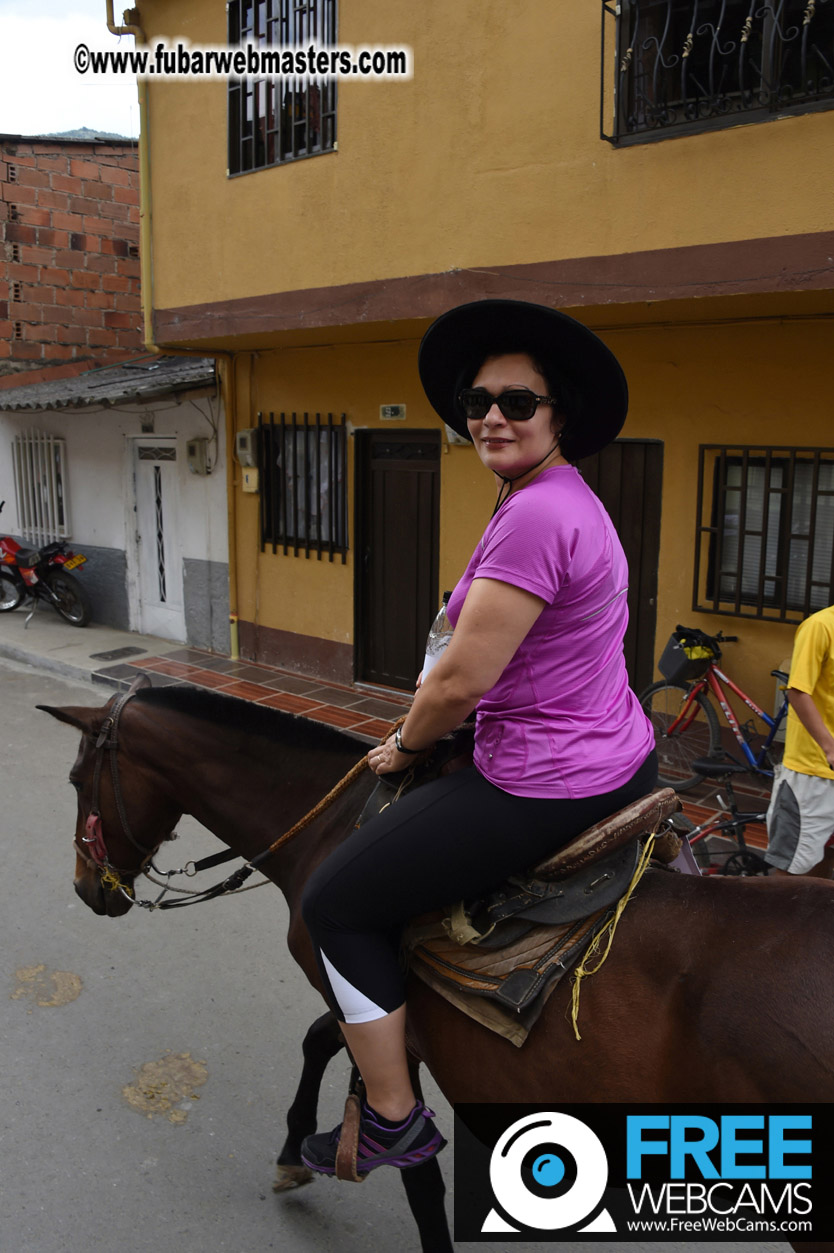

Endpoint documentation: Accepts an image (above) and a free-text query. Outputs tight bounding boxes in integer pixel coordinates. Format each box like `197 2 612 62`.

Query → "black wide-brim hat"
418 299 628 462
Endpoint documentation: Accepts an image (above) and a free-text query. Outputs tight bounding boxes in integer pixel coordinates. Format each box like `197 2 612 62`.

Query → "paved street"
1 658 801 1253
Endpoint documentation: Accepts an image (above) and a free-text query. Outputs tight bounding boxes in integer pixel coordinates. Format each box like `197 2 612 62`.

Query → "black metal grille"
602 0 834 143
228 0 337 175
694 445 834 621
153 465 167 602
258 411 348 561
138 446 177 461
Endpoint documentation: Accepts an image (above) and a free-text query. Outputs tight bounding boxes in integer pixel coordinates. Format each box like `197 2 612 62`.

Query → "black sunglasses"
457 387 559 423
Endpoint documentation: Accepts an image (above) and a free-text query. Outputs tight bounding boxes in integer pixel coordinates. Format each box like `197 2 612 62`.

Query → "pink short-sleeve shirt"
447 465 655 798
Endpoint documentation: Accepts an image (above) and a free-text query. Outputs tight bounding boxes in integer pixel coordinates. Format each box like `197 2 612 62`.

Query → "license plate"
63 553 87 571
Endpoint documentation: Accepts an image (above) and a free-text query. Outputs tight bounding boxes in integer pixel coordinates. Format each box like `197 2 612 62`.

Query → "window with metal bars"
12 430 70 544
694 445 834 622
601 0 834 144
258 412 348 561
228 0 337 175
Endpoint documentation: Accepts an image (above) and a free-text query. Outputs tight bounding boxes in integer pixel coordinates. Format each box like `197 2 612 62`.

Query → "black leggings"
301 751 657 1023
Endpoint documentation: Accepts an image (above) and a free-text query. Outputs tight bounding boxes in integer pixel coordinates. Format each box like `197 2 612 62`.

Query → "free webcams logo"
453 1104 829 1242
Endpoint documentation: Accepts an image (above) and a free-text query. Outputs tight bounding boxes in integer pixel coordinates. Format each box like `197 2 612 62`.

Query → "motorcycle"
0 501 92 627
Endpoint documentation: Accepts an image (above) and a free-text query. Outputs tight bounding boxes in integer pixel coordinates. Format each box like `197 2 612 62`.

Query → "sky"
0 1 140 138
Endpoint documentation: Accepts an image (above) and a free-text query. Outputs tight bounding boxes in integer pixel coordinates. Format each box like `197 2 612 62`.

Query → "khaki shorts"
765 765 834 874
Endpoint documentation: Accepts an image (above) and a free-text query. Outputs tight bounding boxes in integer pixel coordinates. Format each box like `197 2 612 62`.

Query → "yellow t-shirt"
783 604 834 779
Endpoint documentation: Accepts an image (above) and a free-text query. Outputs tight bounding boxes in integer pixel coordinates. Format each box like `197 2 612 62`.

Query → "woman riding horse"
300 299 658 1176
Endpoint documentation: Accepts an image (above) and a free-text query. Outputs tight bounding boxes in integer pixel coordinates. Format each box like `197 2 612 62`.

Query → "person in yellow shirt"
765 604 834 877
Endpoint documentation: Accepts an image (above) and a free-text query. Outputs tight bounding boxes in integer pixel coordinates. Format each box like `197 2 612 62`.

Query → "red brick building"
0 133 142 379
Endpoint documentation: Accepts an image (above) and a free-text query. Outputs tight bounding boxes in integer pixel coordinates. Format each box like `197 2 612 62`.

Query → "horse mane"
132 683 365 755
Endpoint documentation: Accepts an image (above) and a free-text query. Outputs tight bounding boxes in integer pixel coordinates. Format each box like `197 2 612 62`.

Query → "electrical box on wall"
242 468 259 493
186 437 210 475
236 428 258 467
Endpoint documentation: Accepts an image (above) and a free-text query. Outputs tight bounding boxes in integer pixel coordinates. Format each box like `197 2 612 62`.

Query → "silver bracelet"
394 725 421 755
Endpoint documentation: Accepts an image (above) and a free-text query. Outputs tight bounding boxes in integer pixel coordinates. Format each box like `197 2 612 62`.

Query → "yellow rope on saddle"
569 831 656 1042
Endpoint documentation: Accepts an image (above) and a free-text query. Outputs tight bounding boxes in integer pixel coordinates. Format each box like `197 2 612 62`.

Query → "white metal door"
133 440 186 641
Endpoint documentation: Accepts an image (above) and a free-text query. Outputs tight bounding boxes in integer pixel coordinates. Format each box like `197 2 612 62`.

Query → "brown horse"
42 679 834 1248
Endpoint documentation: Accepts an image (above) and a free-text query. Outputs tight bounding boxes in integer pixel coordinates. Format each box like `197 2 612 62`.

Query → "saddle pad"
404 906 611 1048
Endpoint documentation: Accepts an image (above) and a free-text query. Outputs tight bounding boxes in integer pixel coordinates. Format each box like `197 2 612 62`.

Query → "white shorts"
765 765 834 874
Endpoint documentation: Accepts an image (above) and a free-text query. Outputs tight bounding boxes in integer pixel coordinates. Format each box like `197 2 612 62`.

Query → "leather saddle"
449 788 681 945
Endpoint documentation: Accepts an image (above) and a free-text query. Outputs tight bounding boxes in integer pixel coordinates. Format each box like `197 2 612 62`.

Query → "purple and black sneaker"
301 1099 446 1176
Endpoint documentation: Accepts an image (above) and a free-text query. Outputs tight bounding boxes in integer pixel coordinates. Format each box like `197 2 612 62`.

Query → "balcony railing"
601 0 834 143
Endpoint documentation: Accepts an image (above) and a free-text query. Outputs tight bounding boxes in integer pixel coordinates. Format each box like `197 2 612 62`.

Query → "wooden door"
355 430 441 690
578 439 663 693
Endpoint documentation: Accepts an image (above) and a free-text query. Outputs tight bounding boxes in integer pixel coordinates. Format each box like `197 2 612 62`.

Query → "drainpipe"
217 354 241 662
103 6 242 659
105 5 157 357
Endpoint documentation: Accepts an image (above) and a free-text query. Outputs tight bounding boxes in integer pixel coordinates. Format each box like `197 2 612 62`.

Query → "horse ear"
125 673 152 694
37 675 151 732
36 704 98 734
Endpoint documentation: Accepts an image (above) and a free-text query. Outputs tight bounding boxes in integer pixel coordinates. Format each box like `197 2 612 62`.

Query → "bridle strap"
102 692 155 859
83 690 155 874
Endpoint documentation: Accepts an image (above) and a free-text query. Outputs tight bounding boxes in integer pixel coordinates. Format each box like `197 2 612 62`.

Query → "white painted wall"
0 390 228 636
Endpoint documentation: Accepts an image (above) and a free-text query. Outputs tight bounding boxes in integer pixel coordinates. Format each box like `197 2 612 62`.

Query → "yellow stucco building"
129 0 834 716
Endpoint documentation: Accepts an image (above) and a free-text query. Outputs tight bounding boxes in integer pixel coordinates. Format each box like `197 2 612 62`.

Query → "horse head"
38 675 181 917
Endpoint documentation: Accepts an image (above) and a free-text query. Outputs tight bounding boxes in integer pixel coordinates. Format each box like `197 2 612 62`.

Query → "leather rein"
77 689 380 911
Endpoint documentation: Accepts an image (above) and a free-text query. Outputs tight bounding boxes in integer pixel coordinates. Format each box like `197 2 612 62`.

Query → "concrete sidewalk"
0 602 171 687
0 602 409 744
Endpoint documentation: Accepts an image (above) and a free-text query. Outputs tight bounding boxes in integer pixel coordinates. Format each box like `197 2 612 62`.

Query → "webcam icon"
482 1111 616 1233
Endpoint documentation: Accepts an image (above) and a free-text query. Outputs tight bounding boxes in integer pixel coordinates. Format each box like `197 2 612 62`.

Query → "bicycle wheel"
639 680 721 792
45 570 92 627
722 849 770 877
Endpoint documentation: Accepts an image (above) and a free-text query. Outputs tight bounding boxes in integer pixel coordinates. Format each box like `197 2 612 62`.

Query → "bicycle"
639 624 789 793
669 758 771 876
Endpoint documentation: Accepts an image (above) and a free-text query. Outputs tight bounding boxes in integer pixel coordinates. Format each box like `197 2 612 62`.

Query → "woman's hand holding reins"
368 734 419 776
